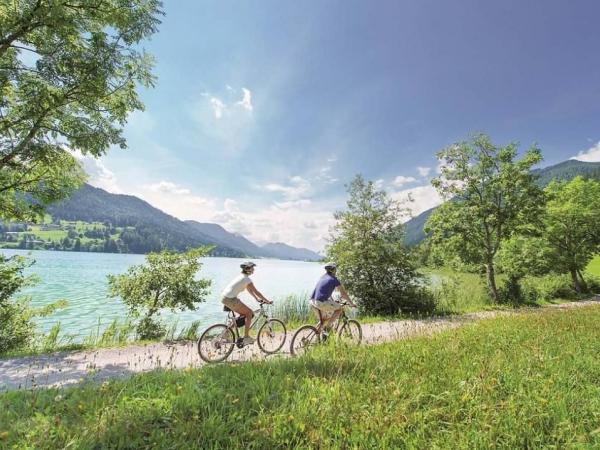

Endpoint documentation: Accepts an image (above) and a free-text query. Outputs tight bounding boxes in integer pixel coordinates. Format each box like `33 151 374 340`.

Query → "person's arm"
246 283 272 304
336 285 356 307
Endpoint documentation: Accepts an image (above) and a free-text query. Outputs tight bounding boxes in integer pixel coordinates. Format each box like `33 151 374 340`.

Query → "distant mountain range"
403 159 600 246
46 184 323 261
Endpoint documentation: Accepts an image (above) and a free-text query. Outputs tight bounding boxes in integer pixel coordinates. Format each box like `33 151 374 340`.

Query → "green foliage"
426 134 544 301
0 254 36 352
541 177 600 292
327 175 431 315
496 236 552 303
3 306 600 448
519 274 579 303
0 0 163 221
108 247 212 339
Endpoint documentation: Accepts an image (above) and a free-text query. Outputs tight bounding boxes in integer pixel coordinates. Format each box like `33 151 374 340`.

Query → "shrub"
108 247 212 340
520 274 578 303
327 176 432 315
0 255 36 353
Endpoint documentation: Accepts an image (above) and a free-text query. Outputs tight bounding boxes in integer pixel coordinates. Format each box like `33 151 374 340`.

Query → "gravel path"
1 298 598 392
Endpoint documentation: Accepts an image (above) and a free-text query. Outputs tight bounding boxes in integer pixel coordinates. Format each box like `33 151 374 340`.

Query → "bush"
0 299 34 354
520 274 578 303
327 176 432 315
0 255 37 353
108 247 212 340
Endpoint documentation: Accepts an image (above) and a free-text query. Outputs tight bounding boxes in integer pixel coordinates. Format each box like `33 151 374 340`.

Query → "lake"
1 249 323 341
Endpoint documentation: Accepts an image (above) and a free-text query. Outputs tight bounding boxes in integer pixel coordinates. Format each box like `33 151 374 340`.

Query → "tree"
541 177 600 293
426 134 543 302
327 175 431 315
0 1 163 221
495 236 551 303
108 247 212 339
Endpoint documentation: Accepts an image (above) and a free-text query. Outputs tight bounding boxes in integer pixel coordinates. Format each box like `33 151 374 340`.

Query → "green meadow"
2 305 599 449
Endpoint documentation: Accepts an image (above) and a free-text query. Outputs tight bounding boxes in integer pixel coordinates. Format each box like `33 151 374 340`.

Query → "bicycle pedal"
235 337 244 348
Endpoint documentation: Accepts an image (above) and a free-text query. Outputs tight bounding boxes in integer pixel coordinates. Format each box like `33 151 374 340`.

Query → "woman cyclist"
221 261 272 345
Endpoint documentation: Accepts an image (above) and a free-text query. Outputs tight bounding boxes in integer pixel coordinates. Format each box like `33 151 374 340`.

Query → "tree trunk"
486 262 499 302
570 269 582 293
577 269 588 293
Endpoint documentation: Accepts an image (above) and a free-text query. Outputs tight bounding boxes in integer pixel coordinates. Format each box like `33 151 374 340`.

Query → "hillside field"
1 305 599 448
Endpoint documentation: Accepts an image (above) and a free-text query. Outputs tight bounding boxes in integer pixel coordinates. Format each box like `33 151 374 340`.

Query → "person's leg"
311 300 326 333
322 308 341 331
225 299 254 337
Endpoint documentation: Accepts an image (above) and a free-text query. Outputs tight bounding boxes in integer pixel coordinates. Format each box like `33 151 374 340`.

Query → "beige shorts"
310 298 342 313
222 297 243 309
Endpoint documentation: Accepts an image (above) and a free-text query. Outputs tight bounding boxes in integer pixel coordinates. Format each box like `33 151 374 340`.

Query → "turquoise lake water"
1 249 323 341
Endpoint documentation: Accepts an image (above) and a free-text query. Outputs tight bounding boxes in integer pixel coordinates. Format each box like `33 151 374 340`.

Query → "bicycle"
289 300 362 356
197 302 287 363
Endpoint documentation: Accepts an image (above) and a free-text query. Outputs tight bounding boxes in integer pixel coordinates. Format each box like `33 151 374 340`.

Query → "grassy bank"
2 305 600 448
587 255 600 277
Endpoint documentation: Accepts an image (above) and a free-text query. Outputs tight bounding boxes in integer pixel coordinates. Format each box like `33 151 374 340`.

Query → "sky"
78 0 600 252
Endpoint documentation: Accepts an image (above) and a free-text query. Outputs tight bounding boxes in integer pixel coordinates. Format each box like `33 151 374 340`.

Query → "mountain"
47 184 243 256
185 221 265 257
44 184 322 260
186 221 323 261
260 242 323 261
403 159 600 246
531 159 600 186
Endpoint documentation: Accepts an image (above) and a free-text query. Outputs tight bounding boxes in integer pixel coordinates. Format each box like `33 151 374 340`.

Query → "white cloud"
317 166 339 184
262 176 311 200
417 166 432 177
136 181 216 219
392 175 417 187
390 185 443 219
236 87 253 112
71 150 121 193
572 141 600 162
190 87 255 154
146 181 191 196
373 179 385 190
210 97 226 119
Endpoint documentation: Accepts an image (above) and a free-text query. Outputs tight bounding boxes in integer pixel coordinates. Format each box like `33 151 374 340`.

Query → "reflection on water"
2 249 323 340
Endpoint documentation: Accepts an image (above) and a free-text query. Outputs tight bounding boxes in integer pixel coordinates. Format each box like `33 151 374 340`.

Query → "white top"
221 274 252 299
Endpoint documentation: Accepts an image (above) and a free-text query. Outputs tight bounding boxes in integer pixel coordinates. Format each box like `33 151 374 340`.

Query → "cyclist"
310 262 356 335
221 261 272 345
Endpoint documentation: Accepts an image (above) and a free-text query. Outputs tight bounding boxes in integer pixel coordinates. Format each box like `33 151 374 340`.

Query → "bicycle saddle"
223 305 232 312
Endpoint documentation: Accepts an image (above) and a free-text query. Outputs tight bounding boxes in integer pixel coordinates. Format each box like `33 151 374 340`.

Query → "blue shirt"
311 274 341 301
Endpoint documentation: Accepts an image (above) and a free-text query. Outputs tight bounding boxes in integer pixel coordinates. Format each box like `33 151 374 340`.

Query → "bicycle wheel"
197 324 235 363
338 319 362 345
290 325 320 356
257 318 287 354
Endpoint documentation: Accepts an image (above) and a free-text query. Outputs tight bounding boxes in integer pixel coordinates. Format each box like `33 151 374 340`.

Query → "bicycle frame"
313 302 352 334
225 303 270 342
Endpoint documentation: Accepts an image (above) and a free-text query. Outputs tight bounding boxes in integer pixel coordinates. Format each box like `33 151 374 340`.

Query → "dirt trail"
1 298 598 392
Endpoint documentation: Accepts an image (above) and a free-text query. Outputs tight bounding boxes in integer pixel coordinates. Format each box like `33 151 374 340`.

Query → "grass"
1 305 599 448
587 255 600 278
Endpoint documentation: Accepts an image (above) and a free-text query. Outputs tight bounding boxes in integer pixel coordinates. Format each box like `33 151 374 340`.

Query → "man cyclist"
221 261 272 345
310 262 356 335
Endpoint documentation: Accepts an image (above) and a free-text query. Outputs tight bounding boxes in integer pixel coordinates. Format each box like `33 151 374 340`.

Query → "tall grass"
2 305 600 448
272 293 312 324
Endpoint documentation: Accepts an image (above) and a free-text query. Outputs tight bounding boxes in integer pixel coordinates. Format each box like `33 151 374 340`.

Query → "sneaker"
242 336 255 346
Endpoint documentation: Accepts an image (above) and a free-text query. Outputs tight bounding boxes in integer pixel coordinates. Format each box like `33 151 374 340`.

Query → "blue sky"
80 0 600 251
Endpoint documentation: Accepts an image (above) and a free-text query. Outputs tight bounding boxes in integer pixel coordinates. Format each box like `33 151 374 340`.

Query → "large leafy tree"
426 134 543 302
108 247 212 339
0 0 163 221
327 175 430 315
541 177 600 293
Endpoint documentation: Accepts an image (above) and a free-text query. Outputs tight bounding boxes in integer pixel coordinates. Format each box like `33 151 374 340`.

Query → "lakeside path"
1 298 599 392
